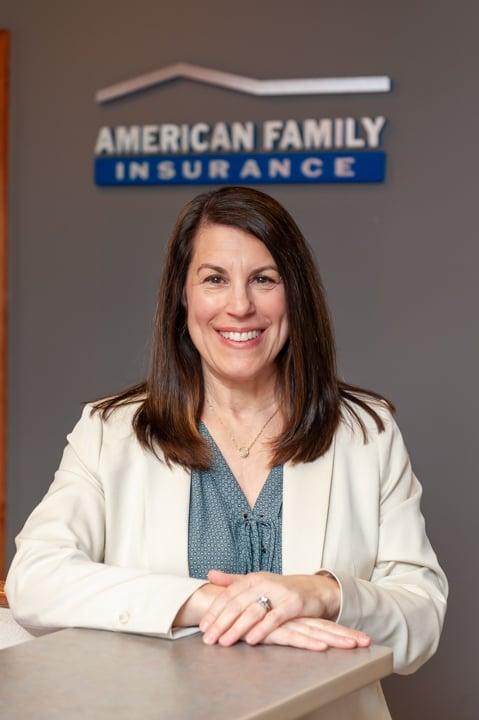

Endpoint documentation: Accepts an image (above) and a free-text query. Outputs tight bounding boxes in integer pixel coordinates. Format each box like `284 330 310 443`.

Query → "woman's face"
184 223 289 384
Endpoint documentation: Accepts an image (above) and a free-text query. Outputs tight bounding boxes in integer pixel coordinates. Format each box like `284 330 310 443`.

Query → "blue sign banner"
95 151 386 186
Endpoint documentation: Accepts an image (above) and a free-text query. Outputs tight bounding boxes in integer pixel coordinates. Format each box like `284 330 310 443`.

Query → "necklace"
206 399 280 458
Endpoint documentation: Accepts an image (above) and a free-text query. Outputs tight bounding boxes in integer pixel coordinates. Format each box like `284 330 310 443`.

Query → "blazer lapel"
144 456 192 576
282 434 335 575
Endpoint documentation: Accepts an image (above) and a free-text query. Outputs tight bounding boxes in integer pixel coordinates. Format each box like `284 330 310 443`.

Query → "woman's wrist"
315 571 341 621
173 582 222 628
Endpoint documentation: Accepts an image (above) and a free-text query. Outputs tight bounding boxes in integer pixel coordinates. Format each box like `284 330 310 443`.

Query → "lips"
215 327 265 346
215 327 266 333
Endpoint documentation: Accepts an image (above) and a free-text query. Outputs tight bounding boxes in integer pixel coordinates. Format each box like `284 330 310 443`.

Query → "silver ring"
256 595 273 612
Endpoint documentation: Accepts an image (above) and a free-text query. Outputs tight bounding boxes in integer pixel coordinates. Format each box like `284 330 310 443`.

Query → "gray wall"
1 1 477 717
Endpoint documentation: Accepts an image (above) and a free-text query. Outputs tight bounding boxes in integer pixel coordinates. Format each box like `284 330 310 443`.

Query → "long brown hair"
92 186 394 469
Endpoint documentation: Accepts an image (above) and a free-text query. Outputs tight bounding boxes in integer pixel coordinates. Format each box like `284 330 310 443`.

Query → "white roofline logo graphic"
95 62 392 104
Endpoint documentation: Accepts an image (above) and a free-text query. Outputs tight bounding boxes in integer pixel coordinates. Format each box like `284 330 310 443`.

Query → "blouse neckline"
198 420 281 514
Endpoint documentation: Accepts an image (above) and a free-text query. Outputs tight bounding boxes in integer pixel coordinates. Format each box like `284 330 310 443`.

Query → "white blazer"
5 399 447 720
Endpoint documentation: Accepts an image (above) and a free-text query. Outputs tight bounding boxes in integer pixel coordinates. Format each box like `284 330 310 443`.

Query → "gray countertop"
0 628 393 720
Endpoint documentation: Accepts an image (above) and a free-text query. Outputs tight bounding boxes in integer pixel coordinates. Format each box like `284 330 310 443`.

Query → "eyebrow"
196 264 279 275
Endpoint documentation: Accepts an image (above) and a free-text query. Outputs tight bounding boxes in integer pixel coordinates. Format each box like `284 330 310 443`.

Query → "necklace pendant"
239 447 250 458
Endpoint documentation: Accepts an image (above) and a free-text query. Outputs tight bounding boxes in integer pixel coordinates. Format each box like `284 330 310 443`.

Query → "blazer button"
119 611 130 624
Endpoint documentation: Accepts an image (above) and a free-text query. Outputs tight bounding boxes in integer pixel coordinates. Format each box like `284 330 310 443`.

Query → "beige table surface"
0 627 393 720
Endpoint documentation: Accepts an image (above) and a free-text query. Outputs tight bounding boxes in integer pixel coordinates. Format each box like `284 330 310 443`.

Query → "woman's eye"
253 275 276 285
204 275 225 284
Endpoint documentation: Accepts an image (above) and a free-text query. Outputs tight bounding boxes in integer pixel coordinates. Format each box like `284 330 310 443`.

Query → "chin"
214 363 272 382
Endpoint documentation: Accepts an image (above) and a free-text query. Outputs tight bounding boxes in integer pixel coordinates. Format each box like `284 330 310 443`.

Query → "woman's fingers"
202 586 271 643
244 619 370 652
206 569 238 587
200 575 254 634
244 617 370 648
236 601 296 645
215 601 270 646
274 620 356 648
202 575 294 644
217 600 294 646
291 617 370 646
257 624 329 652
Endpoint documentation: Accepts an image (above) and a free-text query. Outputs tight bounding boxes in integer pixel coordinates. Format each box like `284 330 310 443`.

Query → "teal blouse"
188 421 283 580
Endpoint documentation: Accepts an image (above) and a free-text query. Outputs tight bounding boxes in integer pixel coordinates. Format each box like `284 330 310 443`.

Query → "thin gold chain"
206 399 280 458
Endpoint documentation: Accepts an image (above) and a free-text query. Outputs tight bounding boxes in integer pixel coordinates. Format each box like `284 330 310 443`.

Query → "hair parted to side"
91 185 394 470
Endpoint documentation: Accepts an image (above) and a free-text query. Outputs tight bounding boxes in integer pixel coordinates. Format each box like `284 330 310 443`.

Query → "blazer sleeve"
325 412 448 675
5 405 209 640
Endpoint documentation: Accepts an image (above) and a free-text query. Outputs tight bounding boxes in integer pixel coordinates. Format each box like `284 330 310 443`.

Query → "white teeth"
219 330 261 342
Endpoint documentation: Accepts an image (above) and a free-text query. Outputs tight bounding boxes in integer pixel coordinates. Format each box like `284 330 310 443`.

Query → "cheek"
186 289 218 329
262 289 287 322
269 291 289 341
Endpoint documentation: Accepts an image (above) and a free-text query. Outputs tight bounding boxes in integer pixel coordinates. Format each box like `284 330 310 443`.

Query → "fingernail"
203 632 215 644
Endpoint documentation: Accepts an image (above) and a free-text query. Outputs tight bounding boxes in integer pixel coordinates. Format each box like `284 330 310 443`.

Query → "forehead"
190 223 275 266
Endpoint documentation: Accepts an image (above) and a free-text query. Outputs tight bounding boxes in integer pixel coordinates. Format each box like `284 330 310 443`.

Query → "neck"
202 364 281 422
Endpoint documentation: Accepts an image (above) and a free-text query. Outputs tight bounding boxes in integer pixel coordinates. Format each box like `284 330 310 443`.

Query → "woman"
6 186 447 718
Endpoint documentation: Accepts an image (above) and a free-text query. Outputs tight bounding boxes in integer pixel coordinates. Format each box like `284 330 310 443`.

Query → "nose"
226 280 255 316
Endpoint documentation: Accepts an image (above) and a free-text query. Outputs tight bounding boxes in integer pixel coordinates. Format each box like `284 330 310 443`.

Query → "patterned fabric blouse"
188 421 283 580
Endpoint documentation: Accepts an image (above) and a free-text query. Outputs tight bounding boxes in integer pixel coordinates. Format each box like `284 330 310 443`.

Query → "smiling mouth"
217 329 264 342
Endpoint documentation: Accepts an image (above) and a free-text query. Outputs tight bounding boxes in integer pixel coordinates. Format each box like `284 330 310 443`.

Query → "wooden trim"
0 579 8 608
0 31 9 580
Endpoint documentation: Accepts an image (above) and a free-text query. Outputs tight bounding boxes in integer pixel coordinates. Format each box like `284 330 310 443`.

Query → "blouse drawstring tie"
233 513 278 573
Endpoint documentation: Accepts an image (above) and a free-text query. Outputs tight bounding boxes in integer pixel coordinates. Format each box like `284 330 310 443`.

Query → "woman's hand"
173 581 224 629
243 616 371 651
199 569 347 647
